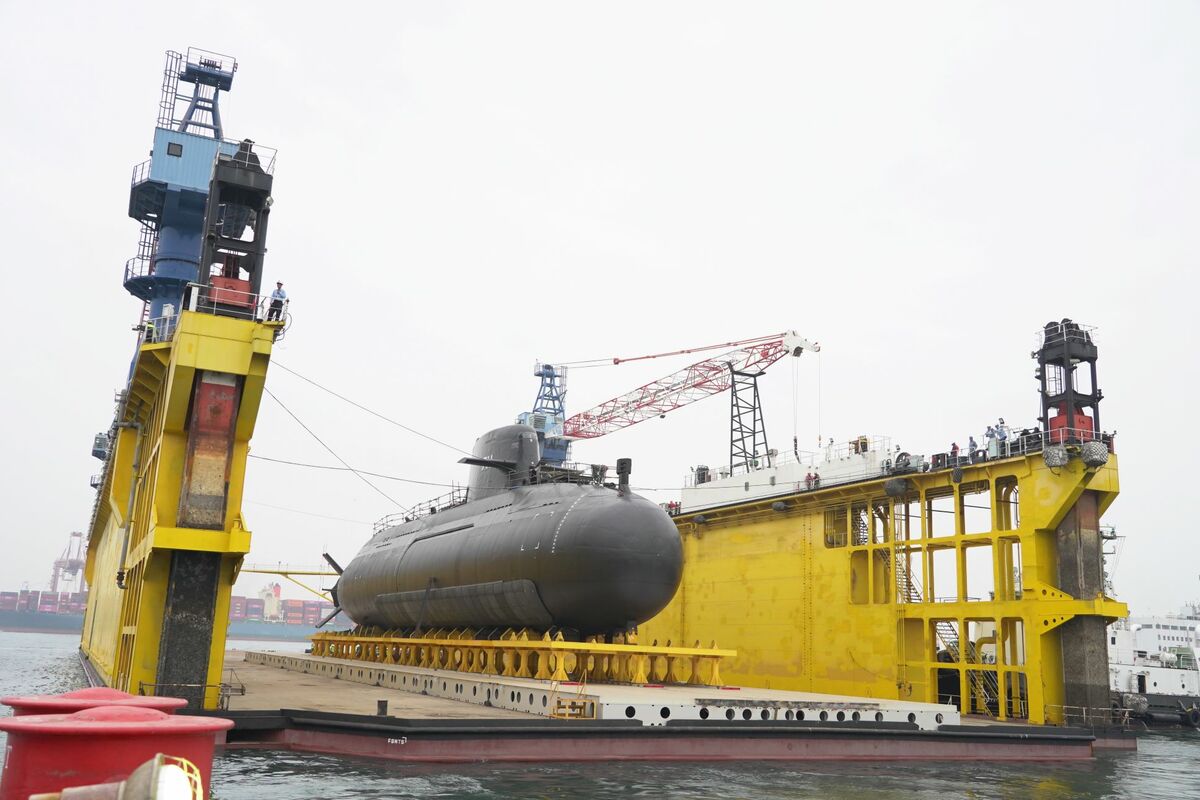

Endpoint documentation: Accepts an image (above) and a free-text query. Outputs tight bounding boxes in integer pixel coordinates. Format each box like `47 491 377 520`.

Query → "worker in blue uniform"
267 281 287 321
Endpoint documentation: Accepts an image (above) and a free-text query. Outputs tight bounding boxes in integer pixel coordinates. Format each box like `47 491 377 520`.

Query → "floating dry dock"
189 650 1130 761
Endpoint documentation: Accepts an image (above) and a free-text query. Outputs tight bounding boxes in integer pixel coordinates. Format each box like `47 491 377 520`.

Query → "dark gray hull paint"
338 482 683 635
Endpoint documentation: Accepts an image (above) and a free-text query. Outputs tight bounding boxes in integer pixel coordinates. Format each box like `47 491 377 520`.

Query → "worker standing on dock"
267 281 287 321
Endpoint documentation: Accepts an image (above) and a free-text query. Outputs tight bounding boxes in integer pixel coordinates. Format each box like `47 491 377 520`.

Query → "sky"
0 2 1196 614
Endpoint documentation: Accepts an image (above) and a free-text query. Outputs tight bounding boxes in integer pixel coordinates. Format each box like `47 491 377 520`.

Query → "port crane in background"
49 531 86 593
522 331 819 472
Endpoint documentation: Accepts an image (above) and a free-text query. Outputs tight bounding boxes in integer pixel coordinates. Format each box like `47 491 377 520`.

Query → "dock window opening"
824 506 848 548
871 499 891 544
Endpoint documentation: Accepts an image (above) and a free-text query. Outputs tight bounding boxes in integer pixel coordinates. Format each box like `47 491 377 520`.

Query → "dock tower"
82 48 282 709
517 364 571 465
643 321 1125 726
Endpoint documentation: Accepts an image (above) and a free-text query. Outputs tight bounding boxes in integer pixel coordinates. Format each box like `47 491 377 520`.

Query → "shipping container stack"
283 598 305 626
229 595 247 622
245 597 265 621
67 592 88 614
17 590 37 612
0 591 18 612
37 592 61 614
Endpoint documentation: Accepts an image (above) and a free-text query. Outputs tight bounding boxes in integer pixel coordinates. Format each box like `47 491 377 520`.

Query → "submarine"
334 424 684 636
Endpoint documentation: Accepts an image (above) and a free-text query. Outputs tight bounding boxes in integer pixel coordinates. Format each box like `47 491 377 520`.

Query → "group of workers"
948 418 1011 463
803 471 822 490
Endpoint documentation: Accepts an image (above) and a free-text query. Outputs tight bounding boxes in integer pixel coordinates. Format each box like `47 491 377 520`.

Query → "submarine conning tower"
459 424 542 501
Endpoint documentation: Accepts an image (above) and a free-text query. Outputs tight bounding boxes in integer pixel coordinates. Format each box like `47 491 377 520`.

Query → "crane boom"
562 331 818 439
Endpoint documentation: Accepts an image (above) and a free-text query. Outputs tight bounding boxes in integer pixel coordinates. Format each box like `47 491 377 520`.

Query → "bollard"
0 706 232 800
2 686 188 717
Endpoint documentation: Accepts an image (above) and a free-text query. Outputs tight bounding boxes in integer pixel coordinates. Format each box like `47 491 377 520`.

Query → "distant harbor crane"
49 531 86 594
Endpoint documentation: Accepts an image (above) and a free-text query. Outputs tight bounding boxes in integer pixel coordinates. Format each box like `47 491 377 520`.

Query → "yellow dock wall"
81 312 274 708
642 453 1126 724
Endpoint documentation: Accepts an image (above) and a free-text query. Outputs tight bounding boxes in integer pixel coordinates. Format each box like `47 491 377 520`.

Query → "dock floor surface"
223 650 527 719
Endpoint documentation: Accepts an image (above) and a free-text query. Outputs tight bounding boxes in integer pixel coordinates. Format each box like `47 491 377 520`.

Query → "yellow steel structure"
641 450 1126 725
81 311 277 709
311 627 736 687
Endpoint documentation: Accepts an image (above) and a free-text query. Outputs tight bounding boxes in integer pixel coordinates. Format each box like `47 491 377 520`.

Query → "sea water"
2 631 1197 799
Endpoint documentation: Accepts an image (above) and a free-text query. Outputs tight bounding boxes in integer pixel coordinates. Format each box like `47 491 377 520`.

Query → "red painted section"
0 706 232 800
2 686 187 717
177 372 240 529
259 728 1092 764
209 277 254 308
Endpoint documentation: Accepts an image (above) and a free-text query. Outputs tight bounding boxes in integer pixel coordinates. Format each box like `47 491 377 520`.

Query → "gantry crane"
50 531 86 594
530 331 819 471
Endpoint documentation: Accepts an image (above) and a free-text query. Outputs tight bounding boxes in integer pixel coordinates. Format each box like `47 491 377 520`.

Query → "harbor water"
2 631 1198 799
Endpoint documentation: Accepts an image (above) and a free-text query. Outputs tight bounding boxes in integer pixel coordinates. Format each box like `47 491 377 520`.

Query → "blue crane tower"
516 363 572 465
125 49 274 324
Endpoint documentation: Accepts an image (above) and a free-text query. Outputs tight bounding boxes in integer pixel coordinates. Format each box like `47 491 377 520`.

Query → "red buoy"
0 705 232 800
1 686 188 716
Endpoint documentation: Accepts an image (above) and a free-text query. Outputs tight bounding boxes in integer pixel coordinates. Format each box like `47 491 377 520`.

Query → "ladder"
886 550 999 716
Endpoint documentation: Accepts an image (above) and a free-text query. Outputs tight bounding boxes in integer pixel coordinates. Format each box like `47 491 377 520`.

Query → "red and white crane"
562 331 819 440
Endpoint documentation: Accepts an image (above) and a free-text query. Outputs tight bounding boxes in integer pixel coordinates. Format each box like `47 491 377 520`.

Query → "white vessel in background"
1109 603 1200 726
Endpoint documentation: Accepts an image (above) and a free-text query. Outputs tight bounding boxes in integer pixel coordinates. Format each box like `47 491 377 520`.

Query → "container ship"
1 580 346 641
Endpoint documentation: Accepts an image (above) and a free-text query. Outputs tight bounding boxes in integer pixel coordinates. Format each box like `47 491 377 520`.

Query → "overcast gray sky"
0 2 1195 614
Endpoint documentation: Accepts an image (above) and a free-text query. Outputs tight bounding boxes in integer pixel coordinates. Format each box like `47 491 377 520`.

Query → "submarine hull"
338 482 683 635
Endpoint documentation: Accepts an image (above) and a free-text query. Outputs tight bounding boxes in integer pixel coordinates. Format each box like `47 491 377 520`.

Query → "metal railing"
185 46 237 76
683 427 1114 497
222 141 277 175
374 487 470 532
1036 320 1097 349
142 313 179 344
371 460 629 532
183 281 289 323
124 255 152 283
131 158 153 186
684 436 894 488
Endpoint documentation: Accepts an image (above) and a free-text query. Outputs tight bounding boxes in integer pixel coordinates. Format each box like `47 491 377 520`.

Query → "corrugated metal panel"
148 129 237 192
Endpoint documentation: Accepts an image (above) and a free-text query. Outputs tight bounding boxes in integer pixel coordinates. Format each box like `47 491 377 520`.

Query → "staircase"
886 549 1000 716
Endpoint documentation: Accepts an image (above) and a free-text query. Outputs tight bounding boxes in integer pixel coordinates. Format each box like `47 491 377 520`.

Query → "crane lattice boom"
562 331 817 439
